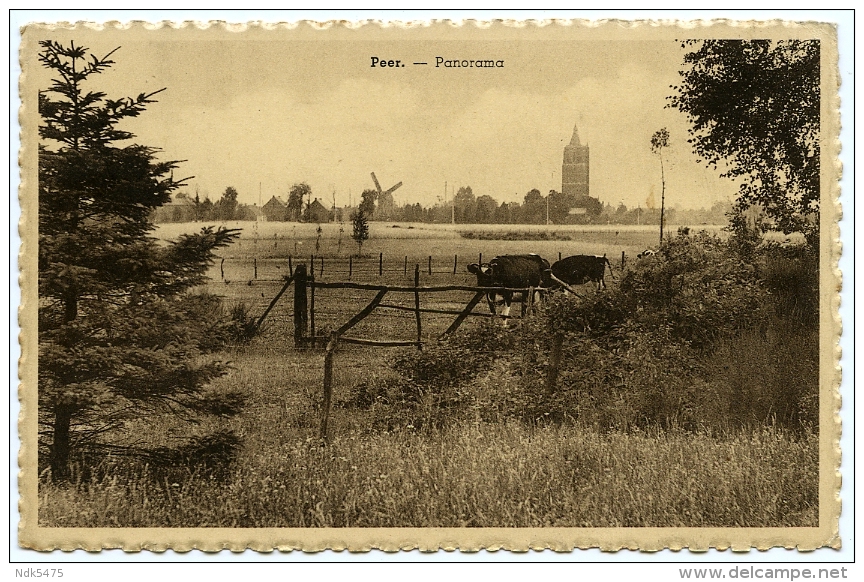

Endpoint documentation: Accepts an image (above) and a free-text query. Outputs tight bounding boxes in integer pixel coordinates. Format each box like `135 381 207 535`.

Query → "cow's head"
467 262 493 286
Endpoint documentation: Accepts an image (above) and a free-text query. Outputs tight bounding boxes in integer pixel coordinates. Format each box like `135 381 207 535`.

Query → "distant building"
304 198 332 223
562 123 603 218
262 196 288 221
152 192 196 223
562 123 590 199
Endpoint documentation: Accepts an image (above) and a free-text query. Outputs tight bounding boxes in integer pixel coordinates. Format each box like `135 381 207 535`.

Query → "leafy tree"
359 188 378 217
215 186 239 221
475 195 498 224
287 182 310 221
198 196 215 221
547 190 580 224
669 40 820 245
522 189 545 224
453 186 476 224
651 128 670 244
37 40 242 478
351 210 370 255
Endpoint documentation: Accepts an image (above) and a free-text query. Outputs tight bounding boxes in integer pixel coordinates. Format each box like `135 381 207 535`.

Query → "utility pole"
451 184 455 225
546 194 550 225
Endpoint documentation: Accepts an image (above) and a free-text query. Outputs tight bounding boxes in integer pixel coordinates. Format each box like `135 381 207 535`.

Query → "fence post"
453 254 458 275
404 256 407 277
414 265 422 350
349 256 353 280
379 252 383 277
546 333 565 395
220 258 225 280
293 264 308 348
320 255 324 275
621 251 626 270
309 268 316 345
310 254 315 277
559 251 562 262
288 255 293 276
319 332 338 443
254 258 258 280
479 252 482 265
428 256 432 276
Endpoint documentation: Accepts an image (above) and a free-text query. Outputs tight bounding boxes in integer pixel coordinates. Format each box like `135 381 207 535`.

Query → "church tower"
562 124 589 199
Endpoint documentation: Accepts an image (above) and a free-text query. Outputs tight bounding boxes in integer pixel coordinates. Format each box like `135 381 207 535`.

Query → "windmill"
371 172 402 220
371 172 402 200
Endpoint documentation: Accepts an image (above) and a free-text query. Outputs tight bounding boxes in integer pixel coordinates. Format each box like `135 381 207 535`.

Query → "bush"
700 321 818 431
619 231 769 350
380 231 818 434
179 293 259 347
758 244 819 327
483 320 704 431
391 318 514 395
369 320 518 430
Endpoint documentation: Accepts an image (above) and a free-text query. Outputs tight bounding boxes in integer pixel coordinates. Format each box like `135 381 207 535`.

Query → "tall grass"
39 422 816 528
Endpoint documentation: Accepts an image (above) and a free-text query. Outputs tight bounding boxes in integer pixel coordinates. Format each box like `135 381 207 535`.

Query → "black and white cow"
637 249 657 259
467 254 551 318
550 254 613 290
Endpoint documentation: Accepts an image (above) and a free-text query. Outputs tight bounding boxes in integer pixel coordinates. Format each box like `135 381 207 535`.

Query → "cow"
467 254 551 319
637 249 657 259
550 254 613 290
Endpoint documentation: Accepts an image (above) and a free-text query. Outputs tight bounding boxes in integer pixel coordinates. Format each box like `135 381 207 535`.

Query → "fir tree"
37 40 243 478
351 210 369 256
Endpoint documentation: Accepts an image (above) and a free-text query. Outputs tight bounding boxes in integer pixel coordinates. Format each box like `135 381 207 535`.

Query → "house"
262 196 289 222
304 198 332 223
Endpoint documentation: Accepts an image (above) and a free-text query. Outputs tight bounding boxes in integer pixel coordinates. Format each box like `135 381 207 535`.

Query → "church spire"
568 124 582 147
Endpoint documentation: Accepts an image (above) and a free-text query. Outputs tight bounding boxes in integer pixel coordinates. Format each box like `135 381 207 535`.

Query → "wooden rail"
338 337 422 347
310 281 553 294
376 302 496 317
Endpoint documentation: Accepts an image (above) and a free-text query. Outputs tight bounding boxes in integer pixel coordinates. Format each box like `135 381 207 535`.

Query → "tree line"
154 182 732 226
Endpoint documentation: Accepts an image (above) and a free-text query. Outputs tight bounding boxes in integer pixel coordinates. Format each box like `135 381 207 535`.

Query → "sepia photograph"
15 15 843 554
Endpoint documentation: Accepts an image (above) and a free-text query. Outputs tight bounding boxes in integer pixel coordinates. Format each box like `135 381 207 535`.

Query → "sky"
26 24 741 211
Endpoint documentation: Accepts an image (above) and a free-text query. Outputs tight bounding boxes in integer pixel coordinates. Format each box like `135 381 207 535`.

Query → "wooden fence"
216 251 629 284
252 263 552 442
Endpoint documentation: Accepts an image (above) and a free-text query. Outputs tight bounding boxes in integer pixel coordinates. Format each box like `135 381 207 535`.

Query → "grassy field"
40 421 817 528
159 221 725 340
39 325 819 528
155 220 721 265
39 221 819 528
40 329 818 528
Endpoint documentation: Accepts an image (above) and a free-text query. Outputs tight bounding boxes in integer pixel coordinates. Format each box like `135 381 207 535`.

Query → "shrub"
225 301 260 343
758 244 819 327
179 293 259 347
382 231 817 434
619 231 769 350
391 319 514 392
700 321 818 431
377 320 517 430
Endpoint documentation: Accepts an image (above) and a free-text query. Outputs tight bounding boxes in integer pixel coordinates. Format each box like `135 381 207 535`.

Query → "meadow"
39 221 819 528
40 336 818 528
